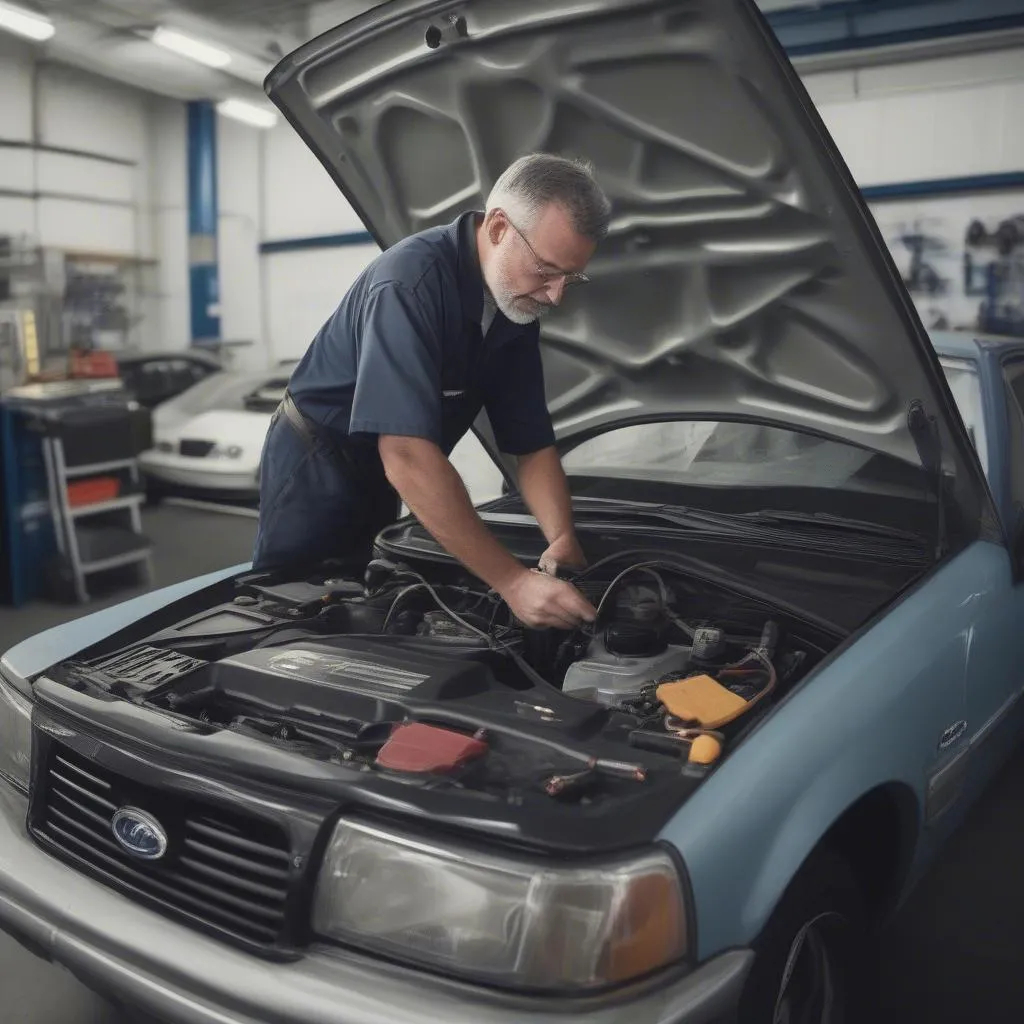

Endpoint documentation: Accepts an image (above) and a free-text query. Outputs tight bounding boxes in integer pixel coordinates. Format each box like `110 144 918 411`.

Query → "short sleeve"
483 334 556 456
348 283 443 444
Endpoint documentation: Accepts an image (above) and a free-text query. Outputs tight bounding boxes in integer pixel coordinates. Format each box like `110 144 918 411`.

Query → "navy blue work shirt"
286 211 556 458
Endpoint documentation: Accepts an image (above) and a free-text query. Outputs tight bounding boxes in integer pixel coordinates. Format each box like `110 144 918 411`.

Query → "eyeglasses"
504 215 591 289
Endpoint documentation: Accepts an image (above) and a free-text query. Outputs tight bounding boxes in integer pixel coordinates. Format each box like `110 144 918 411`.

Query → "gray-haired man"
253 153 611 630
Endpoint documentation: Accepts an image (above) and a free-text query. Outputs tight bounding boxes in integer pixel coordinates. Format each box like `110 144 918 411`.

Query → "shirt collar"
452 210 538 346
455 210 486 327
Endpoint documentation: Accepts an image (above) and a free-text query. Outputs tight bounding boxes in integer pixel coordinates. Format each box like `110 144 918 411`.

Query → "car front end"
0 565 755 1024
139 442 262 496
140 409 270 499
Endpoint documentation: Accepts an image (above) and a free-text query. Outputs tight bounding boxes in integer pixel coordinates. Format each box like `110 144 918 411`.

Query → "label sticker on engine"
252 649 429 695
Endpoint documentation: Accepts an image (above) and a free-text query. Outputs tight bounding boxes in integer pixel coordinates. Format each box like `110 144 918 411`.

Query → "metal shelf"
68 494 145 519
40 427 152 602
64 458 136 479
80 549 151 574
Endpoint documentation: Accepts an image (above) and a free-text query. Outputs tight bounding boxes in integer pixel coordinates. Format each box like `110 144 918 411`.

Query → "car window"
1007 362 1024 413
165 359 200 397
133 360 173 404
186 359 215 383
939 357 989 477
1001 360 1024 520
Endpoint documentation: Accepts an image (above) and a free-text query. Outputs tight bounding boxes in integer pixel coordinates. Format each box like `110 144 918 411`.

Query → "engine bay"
47 545 833 827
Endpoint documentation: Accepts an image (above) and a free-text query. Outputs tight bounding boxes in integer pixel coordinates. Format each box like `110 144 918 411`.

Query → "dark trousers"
252 410 399 572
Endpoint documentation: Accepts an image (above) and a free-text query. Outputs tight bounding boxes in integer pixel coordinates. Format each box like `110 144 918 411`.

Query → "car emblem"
938 720 968 751
111 807 169 861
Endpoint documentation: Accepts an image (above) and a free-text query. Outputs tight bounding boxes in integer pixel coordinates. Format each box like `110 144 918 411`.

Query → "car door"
958 352 1024 800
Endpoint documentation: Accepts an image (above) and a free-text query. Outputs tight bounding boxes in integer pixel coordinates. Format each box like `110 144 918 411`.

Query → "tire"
738 850 870 1024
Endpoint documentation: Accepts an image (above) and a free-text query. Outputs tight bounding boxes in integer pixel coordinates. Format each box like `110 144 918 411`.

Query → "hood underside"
266 0 979 474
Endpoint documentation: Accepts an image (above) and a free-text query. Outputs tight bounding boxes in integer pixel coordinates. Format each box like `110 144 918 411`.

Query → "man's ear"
484 209 508 247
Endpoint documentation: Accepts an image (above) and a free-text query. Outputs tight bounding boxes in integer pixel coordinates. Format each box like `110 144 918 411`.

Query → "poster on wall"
869 189 1024 339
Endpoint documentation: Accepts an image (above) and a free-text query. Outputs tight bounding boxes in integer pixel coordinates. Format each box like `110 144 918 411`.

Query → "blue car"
2 1 1023 1022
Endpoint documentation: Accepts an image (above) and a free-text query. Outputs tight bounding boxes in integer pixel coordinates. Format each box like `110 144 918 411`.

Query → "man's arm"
378 435 595 629
516 446 586 571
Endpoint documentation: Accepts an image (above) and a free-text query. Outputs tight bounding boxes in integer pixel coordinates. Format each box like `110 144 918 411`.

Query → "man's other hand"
502 569 597 630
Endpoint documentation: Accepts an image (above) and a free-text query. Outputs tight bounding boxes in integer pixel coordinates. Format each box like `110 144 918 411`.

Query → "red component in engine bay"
375 722 488 774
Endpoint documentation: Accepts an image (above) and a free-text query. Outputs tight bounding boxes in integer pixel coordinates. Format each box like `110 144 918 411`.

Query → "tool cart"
1 380 152 605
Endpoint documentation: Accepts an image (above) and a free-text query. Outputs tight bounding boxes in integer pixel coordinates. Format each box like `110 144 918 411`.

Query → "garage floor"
2 503 1023 1023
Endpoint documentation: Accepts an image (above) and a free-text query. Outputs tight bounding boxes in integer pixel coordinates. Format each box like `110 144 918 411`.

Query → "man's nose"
544 277 567 305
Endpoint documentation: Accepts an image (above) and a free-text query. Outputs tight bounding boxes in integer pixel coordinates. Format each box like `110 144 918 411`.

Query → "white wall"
148 98 189 353
0 37 189 352
806 47 1024 186
258 118 379 363
217 115 264 367
263 244 380 362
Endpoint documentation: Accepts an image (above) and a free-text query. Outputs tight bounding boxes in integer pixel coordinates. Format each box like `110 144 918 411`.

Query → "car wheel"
738 850 869 1024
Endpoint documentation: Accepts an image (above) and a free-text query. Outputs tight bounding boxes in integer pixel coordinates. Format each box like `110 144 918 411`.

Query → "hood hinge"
907 399 947 560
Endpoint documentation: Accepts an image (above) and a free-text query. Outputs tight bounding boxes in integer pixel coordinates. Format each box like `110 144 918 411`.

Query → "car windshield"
561 420 928 499
939 356 988 477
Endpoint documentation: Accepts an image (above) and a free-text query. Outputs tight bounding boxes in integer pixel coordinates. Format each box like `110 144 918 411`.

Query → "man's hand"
379 436 595 631
538 532 587 576
501 569 597 630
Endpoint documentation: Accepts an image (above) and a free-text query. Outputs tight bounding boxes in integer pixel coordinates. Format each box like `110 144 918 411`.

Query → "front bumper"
139 452 259 494
0 783 751 1024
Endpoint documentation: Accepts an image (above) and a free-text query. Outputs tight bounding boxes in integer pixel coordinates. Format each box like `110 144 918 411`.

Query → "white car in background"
139 361 508 507
139 365 295 502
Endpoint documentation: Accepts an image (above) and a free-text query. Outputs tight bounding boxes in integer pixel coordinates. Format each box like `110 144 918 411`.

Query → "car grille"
32 743 294 951
179 439 215 458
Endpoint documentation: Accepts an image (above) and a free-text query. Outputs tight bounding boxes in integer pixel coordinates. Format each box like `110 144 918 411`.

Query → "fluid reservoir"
562 630 691 706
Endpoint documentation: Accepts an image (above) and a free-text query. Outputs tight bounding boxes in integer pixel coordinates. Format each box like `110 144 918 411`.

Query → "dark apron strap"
273 391 400 564
279 390 357 475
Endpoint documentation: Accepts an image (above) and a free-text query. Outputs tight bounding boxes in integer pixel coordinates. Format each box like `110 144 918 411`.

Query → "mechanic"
252 153 612 631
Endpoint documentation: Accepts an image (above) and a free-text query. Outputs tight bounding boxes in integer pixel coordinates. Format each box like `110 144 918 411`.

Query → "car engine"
49 548 824 815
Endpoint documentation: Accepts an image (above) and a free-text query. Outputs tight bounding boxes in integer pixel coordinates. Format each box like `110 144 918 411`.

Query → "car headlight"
0 659 32 794
155 441 174 453
210 444 244 459
313 818 689 992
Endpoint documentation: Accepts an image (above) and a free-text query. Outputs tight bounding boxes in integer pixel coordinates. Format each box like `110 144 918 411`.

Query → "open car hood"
265 0 982 480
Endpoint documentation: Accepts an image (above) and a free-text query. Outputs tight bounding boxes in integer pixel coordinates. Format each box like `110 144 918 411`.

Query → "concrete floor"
2 503 1023 1022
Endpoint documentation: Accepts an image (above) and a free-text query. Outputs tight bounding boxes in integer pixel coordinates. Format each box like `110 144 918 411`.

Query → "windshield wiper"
737 510 928 544
562 499 930 559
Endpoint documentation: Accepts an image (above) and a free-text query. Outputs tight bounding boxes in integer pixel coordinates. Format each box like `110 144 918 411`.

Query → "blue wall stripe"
766 0 1024 57
187 101 221 342
259 231 375 255
861 172 1024 201
257 175 1024 255
781 14 1024 57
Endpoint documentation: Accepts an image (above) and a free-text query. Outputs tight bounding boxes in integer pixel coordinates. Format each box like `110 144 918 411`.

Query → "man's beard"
489 255 554 325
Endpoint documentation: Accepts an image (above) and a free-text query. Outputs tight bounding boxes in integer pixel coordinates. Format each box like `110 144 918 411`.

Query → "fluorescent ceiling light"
216 99 278 129
0 2 55 41
152 27 231 69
